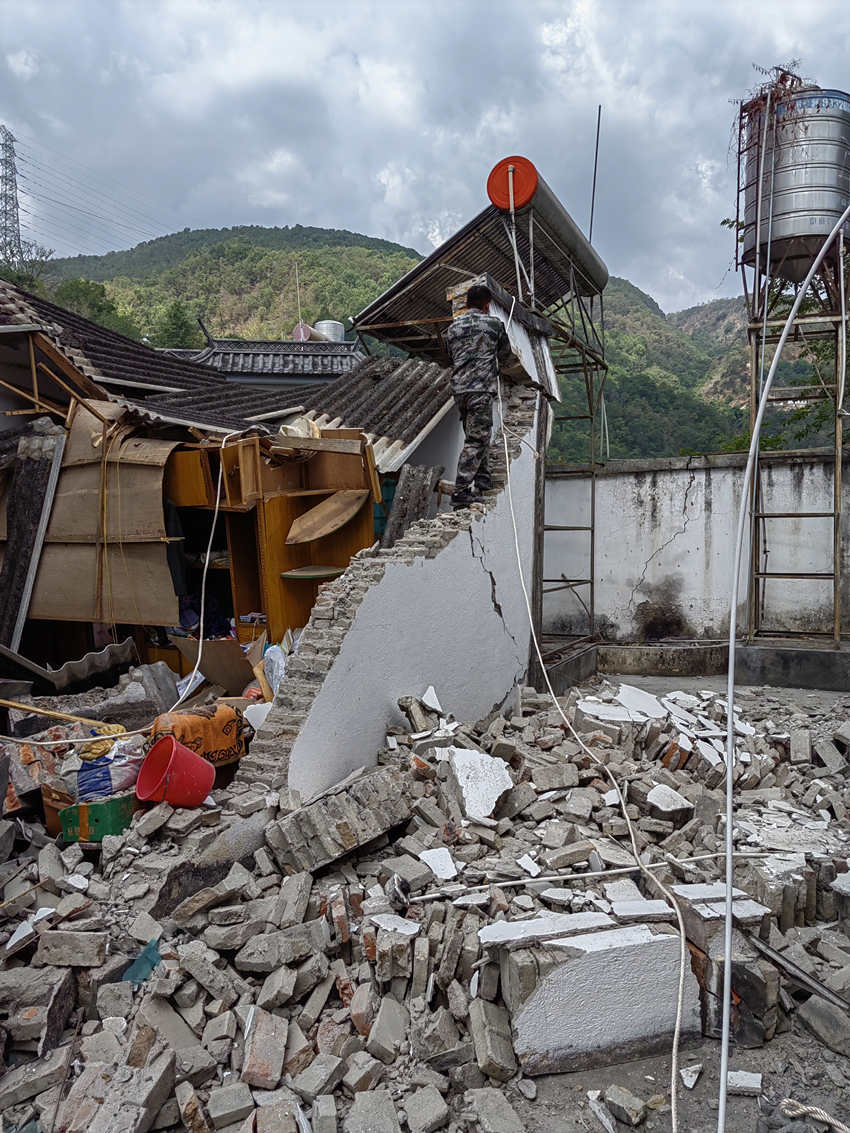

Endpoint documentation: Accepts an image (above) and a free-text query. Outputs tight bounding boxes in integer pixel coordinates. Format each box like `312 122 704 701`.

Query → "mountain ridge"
37 227 819 457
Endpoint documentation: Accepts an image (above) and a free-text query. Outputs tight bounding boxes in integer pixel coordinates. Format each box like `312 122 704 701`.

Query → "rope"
779 1099 850 1132
495 356 687 1133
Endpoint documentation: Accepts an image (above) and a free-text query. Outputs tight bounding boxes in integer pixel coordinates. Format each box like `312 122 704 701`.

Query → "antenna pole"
589 104 602 244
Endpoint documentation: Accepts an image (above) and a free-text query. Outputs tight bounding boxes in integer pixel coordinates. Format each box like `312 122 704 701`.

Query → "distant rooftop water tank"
314 319 345 342
743 86 850 283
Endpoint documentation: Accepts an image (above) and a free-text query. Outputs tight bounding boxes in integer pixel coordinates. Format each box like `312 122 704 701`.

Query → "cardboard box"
169 633 266 696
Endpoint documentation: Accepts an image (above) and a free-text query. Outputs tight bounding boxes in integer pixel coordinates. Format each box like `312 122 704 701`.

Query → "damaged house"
3 148 846 1133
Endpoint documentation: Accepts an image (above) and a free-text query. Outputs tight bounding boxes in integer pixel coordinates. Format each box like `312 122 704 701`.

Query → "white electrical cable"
839 231 847 411
1 430 246 747
168 429 244 712
716 201 850 1133
495 326 688 1128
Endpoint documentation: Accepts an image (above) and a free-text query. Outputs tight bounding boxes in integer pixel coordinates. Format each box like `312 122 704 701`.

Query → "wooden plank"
364 442 382 504
10 432 66 651
281 565 346 581
226 510 262 624
257 494 314 640
286 489 369 545
270 436 363 456
164 450 214 506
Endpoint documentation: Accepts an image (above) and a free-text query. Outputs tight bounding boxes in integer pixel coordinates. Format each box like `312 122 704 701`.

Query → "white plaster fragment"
421 685 442 713
680 1063 702 1089
615 683 667 719
418 847 457 880
478 911 612 948
578 699 643 723
611 899 672 924
447 746 512 822
369 914 421 936
726 1070 762 1096
516 854 541 877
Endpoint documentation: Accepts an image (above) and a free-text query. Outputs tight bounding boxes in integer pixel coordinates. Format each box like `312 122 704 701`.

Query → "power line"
12 133 174 232
15 149 170 235
17 176 160 243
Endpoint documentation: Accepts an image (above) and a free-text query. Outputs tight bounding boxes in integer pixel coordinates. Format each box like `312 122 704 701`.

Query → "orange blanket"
149 703 249 767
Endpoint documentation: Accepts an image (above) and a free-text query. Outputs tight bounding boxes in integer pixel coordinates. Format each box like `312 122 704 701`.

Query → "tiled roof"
0 281 224 394
163 338 365 380
132 383 310 432
298 356 453 472
0 281 454 463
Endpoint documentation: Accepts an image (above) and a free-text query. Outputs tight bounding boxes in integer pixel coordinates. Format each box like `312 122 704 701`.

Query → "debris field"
1 676 849 1133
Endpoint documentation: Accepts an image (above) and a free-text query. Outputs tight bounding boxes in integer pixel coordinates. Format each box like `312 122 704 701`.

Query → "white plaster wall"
287 412 538 799
544 454 844 640
407 405 464 474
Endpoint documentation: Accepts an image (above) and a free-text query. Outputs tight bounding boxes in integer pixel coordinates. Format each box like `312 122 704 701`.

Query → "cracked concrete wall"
545 452 848 641
280 414 537 799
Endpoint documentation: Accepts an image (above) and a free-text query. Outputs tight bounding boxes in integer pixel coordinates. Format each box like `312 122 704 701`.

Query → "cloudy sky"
0 0 847 311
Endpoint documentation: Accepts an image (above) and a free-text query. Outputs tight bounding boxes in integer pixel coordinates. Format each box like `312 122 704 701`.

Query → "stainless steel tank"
743 86 850 283
314 319 345 342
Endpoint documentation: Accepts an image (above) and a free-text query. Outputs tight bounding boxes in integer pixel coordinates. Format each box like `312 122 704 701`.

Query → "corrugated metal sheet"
352 204 602 359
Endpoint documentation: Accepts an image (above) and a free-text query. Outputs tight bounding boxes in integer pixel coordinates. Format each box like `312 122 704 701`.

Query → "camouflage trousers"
453 391 494 493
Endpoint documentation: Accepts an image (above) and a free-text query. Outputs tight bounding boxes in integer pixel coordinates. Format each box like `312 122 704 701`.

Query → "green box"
59 792 138 843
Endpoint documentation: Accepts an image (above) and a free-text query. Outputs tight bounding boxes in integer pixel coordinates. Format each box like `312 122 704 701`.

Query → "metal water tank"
742 86 850 282
314 319 345 342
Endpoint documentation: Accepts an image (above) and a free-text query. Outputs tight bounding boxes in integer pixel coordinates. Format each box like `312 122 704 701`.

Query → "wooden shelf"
281 489 337 498
281 565 346 582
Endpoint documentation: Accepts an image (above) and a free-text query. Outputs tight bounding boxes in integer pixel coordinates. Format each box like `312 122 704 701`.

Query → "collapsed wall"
238 386 541 801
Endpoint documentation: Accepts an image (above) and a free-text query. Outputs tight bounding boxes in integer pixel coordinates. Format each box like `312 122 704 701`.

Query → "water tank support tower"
735 69 850 646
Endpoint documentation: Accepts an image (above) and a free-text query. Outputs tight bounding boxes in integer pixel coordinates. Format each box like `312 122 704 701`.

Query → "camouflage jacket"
445 310 518 396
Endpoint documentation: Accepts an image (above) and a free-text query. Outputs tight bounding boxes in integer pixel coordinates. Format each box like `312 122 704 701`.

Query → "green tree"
52 278 141 338
150 300 203 348
0 238 54 291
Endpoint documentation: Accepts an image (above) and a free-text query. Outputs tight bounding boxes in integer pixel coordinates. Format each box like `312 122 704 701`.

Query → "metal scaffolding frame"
736 88 849 646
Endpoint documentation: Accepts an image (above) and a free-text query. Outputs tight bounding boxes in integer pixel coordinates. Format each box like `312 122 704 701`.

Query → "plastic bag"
262 645 288 695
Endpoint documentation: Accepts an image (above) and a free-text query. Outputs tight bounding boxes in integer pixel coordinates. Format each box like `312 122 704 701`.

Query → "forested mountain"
37 228 825 458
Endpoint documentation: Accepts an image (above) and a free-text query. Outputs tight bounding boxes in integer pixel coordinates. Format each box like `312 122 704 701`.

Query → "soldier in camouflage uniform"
445 283 519 508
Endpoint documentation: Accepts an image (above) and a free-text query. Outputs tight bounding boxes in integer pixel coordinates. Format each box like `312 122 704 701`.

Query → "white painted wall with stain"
545 452 846 640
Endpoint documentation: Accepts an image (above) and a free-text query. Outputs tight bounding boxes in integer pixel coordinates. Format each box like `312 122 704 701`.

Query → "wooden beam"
0 374 62 415
27 333 38 406
32 333 105 399
269 436 363 456
36 362 111 424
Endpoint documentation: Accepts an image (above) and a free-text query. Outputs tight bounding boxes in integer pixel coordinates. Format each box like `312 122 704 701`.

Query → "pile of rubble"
1 677 849 1132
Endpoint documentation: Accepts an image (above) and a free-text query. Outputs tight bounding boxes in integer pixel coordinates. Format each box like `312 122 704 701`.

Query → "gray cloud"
0 0 848 310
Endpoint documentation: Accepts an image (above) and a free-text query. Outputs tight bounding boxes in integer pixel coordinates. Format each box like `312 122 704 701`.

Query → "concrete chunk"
0 1043 69 1108
604 1084 646 1126
207 1082 255 1129
344 1089 402 1133
468 998 516 1081
406 1085 449 1132
505 925 700 1074
463 1088 525 1133
35 930 108 967
726 1070 762 1096
291 1052 345 1103
366 995 409 1064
